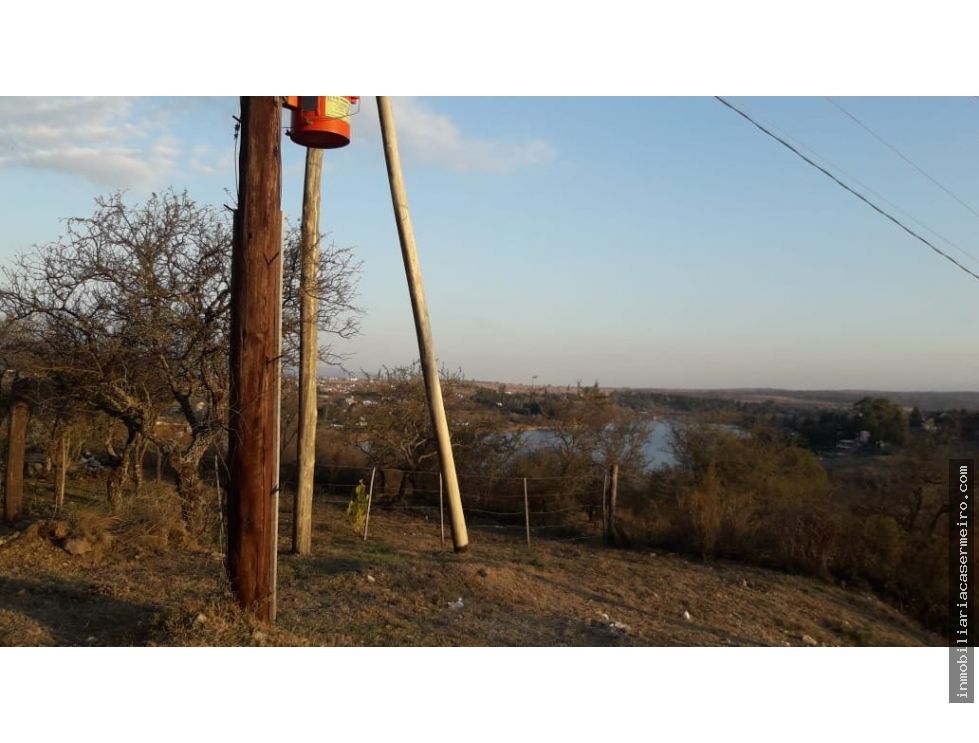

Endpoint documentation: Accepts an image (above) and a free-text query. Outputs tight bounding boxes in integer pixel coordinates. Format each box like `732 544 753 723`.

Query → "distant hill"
620 388 979 412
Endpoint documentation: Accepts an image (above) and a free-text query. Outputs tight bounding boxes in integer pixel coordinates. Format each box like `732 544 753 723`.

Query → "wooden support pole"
605 464 619 546
227 96 282 623
3 386 30 524
362 466 376 541
523 477 531 547
377 96 469 553
293 146 323 556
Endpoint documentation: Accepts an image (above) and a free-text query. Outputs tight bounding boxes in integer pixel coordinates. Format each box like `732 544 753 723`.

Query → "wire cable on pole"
715 96 979 283
824 96 979 221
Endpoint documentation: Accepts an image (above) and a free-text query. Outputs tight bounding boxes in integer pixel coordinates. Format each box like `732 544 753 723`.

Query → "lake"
518 418 678 471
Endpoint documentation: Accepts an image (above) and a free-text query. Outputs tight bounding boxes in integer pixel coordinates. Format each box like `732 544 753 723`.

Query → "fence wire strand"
310 459 611 547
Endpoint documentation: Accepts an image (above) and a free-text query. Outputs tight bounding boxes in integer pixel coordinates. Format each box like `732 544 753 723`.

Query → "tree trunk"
106 428 138 514
171 435 216 534
105 429 118 459
174 459 206 532
131 437 148 497
905 486 924 532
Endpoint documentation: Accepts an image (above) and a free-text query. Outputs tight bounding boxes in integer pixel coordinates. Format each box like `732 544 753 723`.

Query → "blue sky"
1 96 977 390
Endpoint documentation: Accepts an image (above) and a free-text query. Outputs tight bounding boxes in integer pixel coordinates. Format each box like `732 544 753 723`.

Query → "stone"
64 537 93 556
195 613 208 625
801 634 818 646
366 574 376 583
682 610 692 622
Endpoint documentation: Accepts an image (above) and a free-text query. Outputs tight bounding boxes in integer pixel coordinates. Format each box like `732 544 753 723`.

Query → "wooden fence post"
3 383 30 525
362 466 376 541
523 477 531 547
604 464 619 546
601 470 609 542
54 428 68 514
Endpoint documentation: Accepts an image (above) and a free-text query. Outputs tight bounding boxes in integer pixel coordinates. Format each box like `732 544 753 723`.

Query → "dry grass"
0 478 942 647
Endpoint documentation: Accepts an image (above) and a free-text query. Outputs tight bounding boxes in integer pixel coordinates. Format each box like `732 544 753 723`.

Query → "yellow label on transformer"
326 96 350 119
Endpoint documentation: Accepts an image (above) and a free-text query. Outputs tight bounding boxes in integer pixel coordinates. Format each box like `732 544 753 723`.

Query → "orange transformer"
282 96 359 149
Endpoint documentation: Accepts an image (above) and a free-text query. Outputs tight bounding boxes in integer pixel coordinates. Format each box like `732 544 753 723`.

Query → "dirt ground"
0 480 941 647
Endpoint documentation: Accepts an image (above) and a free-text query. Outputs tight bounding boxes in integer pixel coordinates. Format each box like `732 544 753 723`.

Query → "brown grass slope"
0 487 939 647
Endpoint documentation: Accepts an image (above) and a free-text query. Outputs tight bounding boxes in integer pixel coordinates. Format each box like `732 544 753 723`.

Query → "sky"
1 96 977 391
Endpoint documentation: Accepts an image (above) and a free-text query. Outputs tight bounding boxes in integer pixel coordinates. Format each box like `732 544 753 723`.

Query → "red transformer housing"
283 96 359 149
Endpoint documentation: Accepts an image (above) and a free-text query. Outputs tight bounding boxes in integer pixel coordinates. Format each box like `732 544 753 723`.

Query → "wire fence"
305 461 609 547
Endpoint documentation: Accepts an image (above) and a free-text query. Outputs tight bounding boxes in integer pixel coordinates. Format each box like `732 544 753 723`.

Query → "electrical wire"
715 96 979 283
716 100 979 266
825 97 979 221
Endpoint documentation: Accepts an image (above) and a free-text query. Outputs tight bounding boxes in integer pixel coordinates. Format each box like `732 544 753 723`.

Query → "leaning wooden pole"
227 96 283 622
377 96 469 552
292 147 323 555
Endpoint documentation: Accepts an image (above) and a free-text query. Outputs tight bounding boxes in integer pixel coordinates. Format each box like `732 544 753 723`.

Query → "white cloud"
0 97 177 187
0 96 554 185
357 97 556 174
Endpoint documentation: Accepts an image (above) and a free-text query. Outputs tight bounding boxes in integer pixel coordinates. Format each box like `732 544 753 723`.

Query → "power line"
735 103 979 266
824 97 979 220
714 96 979 283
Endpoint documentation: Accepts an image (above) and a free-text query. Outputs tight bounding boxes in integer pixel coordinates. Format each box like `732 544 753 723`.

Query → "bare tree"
342 364 516 500
0 191 361 528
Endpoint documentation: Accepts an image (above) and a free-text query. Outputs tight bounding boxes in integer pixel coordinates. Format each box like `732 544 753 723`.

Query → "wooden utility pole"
292 147 323 555
3 382 30 524
227 96 283 622
377 96 469 553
